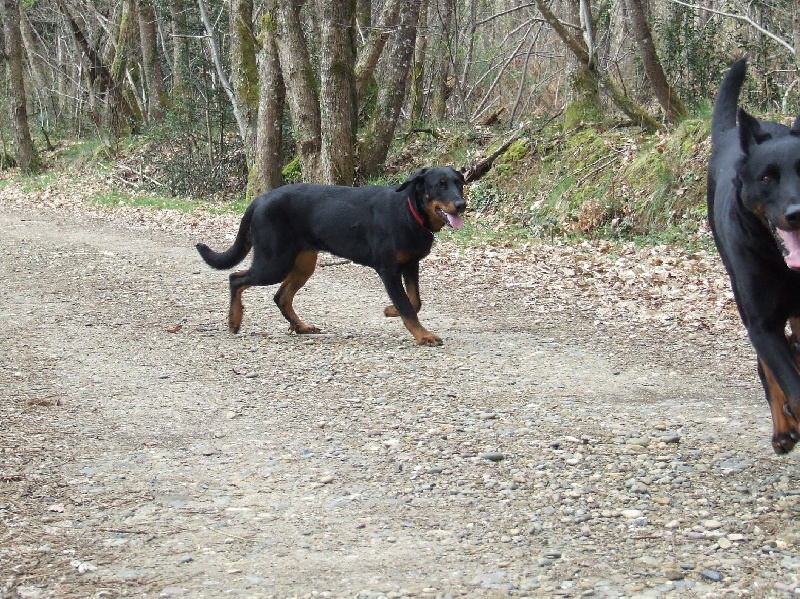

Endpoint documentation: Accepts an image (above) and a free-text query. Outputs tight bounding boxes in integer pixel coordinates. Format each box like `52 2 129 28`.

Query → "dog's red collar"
407 196 429 231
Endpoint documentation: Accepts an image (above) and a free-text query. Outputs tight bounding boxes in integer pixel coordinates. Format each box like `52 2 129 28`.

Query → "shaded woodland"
1 0 798 198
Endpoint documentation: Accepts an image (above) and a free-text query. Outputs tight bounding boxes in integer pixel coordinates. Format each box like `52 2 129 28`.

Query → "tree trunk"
354 0 402 103
431 0 453 120
626 0 688 123
319 0 357 185
2 0 40 173
108 0 137 145
271 0 322 182
170 0 190 99
409 0 429 125
19 9 57 122
138 0 167 123
254 21 285 194
360 0 421 177
229 0 259 165
356 0 371 32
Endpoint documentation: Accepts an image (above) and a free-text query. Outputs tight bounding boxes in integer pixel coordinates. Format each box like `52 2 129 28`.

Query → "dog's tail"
195 202 255 270
712 55 748 145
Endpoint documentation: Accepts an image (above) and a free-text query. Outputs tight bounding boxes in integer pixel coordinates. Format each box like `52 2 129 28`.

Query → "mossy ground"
385 116 714 248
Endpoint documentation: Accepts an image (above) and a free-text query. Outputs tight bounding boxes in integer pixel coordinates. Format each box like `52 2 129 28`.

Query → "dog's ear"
450 167 465 186
397 168 428 192
791 116 800 136
738 108 772 154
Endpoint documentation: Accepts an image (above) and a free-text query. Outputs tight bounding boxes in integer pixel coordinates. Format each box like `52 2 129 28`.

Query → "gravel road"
3 187 800 599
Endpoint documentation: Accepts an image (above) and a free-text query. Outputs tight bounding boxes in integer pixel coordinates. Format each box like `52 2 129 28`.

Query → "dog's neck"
406 196 431 232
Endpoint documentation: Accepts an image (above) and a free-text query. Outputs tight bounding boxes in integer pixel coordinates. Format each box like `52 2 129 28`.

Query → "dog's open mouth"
774 227 800 270
436 207 465 230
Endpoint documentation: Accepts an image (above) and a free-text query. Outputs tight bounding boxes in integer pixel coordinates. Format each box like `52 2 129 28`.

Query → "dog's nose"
454 198 467 213
786 205 800 224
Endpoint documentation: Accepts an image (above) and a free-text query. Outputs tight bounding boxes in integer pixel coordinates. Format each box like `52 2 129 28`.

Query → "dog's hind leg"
227 251 295 334
274 250 321 334
228 270 253 333
758 356 800 454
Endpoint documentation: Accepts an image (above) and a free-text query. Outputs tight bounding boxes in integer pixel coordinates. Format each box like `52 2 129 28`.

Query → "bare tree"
535 0 662 131
254 21 285 193
360 0 422 177
2 0 40 173
138 0 167 123
57 0 139 152
319 0 357 185
410 0 430 124
198 0 256 166
627 0 687 122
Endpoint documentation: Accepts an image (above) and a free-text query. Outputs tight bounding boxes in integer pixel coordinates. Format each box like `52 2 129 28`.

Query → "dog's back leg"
227 251 296 334
274 250 321 334
228 270 252 333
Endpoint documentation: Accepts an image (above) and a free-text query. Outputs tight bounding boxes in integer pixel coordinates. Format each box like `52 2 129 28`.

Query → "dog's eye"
760 167 779 185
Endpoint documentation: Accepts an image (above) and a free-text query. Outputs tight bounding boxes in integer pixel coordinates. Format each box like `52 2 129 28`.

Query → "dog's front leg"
384 262 422 317
378 268 441 346
750 327 800 454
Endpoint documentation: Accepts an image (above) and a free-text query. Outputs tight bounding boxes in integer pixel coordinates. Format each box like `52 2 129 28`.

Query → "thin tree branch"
197 0 248 140
668 0 795 55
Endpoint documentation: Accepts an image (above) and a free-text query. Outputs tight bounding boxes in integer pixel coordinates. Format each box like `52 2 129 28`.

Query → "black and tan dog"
708 56 800 453
196 166 466 346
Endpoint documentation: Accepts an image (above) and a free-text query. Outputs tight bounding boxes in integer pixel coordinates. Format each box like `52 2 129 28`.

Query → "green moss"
282 156 302 183
500 139 529 162
234 16 259 109
564 67 604 129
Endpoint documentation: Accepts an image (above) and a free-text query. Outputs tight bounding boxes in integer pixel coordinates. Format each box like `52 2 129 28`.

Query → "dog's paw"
384 305 399 317
289 323 322 334
417 333 443 347
772 429 800 454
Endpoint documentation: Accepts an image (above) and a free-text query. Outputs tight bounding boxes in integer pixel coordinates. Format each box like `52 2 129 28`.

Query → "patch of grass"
203 196 250 215
52 139 108 169
90 189 198 212
21 172 58 192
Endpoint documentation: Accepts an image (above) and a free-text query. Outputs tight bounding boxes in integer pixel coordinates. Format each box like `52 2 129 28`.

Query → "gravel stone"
480 451 505 462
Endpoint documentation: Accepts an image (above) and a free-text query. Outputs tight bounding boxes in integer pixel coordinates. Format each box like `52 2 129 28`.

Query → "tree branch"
668 0 795 55
197 0 248 140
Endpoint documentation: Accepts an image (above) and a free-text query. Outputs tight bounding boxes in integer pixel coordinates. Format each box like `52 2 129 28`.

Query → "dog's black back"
249 183 435 270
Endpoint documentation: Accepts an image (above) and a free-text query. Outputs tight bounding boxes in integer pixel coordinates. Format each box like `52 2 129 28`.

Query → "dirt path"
3 199 800 598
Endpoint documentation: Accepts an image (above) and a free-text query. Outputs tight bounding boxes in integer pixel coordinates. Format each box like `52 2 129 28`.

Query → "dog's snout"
786 205 800 225
454 197 467 213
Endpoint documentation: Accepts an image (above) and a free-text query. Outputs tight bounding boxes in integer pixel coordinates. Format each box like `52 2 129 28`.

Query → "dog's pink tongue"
447 213 465 230
779 229 800 269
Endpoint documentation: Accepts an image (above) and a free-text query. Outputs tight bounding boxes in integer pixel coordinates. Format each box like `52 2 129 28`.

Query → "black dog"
708 56 800 453
196 167 466 346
